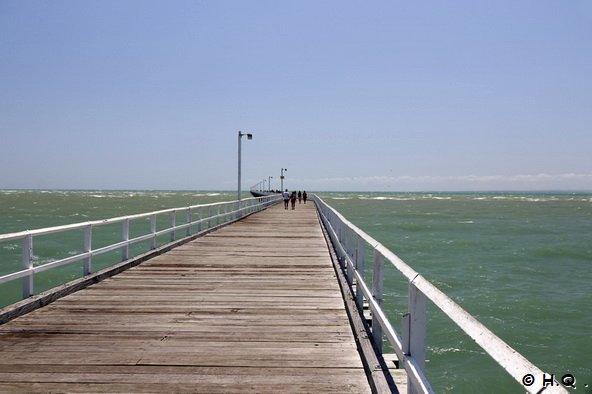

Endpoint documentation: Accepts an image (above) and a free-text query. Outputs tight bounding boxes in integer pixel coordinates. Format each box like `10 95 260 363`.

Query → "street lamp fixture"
280 168 287 191
238 131 253 202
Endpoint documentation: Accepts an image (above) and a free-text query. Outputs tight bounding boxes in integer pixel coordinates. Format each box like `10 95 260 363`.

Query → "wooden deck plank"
0 202 372 393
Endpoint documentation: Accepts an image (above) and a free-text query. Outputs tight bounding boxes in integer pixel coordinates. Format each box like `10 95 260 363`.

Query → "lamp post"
237 131 253 202
280 168 287 191
268 176 273 192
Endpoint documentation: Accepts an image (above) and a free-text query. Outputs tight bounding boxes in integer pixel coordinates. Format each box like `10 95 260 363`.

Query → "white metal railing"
313 195 567 394
0 195 281 302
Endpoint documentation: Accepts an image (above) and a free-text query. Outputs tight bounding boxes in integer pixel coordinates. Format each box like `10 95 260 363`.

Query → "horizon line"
1 188 591 194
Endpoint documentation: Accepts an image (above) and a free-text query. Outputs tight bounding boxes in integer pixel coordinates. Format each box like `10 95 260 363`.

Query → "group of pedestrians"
282 189 307 210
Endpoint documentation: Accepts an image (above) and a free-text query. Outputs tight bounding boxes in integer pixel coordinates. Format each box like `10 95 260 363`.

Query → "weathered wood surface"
0 202 371 393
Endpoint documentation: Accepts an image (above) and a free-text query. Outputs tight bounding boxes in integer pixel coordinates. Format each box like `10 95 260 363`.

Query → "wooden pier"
0 202 390 393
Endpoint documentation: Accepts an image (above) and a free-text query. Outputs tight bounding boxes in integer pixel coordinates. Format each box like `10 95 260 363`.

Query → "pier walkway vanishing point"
0 201 392 393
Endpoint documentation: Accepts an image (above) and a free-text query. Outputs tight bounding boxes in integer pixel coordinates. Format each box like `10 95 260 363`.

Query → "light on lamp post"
237 131 253 202
280 168 287 191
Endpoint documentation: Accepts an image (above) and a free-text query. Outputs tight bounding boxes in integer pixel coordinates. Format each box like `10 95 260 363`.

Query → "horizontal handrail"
313 195 567 394
0 195 282 303
0 200 257 242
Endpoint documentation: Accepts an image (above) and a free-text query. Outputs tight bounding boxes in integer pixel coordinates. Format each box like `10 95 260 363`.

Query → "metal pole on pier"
237 131 253 203
268 176 273 192
280 168 287 191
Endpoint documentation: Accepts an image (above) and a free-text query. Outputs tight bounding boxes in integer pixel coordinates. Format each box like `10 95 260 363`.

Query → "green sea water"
1 190 591 392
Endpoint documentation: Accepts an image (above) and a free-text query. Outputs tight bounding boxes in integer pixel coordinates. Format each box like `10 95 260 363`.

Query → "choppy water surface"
317 192 591 393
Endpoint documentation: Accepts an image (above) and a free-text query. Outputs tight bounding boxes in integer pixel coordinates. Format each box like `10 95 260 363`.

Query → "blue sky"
1 1 591 192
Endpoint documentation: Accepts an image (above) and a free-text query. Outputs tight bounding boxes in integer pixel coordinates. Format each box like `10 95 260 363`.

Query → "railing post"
346 231 354 285
403 280 428 393
355 236 365 309
150 215 156 250
337 221 345 270
372 250 384 355
83 225 92 275
122 219 129 261
409 281 427 368
197 211 202 233
217 206 220 226
208 207 212 228
170 211 176 242
186 208 192 237
21 233 33 299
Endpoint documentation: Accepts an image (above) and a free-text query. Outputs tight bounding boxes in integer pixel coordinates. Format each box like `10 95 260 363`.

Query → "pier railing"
314 195 567 394
0 195 281 302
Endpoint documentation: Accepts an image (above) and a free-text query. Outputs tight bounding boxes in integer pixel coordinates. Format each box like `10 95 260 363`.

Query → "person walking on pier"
303 191 307 204
298 191 302 204
290 191 297 210
282 189 290 210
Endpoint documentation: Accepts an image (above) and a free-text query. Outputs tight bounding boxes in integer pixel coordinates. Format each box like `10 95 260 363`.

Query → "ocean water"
1 190 590 392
